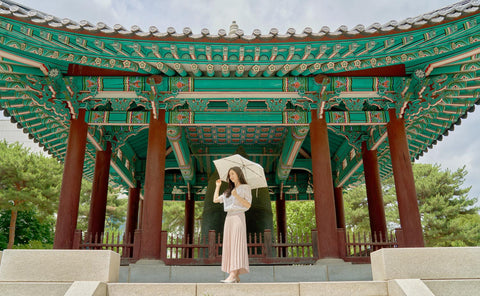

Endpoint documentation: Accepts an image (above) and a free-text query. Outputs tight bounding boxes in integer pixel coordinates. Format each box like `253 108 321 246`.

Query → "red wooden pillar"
361 141 387 240
138 198 144 230
54 109 88 249
310 110 340 258
184 190 195 242
387 109 424 247
87 141 112 237
276 190 287 257
276 191 287 241
334 187 345 229
184 188 195 258
125 181 141 242
140 110 167 259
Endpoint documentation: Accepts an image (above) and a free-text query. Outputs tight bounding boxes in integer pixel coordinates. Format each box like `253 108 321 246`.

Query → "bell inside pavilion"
1 0 480 262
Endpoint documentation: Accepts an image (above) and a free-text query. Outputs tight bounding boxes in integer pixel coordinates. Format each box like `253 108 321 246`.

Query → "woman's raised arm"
213 179 223 203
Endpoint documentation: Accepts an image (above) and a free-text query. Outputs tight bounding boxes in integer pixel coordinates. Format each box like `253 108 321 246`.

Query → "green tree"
0 141 63 249
271 200 316 240
343 163 480 246
76 179 93 231
409 164 479 246
162 201 204 238
0 209 54 249
343 186 369 232
343 184 398 232
104 187 129 231
76 179 128 233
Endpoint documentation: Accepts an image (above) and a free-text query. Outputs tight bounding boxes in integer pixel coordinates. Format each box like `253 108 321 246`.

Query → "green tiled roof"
1 0 480 199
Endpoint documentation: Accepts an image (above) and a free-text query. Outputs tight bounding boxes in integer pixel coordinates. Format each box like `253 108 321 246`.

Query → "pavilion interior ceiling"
1 0 480 200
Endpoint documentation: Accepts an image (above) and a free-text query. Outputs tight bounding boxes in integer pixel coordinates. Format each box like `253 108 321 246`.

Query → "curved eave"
2 12 480 79
2 0 480 191
1 0 479 42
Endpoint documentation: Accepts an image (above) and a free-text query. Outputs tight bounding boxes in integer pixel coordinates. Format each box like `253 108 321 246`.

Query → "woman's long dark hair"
224 166 248 197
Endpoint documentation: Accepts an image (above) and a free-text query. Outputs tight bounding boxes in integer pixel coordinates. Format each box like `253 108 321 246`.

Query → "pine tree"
412 164 479 246
0 141 63 248
76 180 128 232
344 163 480 246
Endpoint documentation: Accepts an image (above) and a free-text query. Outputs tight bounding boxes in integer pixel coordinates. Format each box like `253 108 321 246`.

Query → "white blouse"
218 184 252 214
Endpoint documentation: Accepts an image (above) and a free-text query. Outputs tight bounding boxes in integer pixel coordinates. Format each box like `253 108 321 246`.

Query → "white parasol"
213 154 268 189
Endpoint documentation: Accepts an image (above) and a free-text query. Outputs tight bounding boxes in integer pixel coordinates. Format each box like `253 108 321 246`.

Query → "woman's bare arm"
213 179 222 203
232 188 251 209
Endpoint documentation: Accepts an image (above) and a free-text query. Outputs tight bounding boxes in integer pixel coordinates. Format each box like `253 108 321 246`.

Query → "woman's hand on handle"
232 188 251 209
213 179 222 203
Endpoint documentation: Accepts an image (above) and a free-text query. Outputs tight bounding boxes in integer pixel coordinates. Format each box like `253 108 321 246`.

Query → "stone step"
424 279 480 296
0 282 71 296
3 279 480 295
107 282 388 296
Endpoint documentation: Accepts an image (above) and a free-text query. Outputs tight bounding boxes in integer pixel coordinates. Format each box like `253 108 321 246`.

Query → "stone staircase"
0 248 479 296
120 259 372 283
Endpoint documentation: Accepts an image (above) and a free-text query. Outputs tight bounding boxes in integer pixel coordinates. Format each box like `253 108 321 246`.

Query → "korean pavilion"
1 0 479 261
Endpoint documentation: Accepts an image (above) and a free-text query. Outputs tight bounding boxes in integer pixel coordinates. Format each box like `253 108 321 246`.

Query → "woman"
213 166 252 283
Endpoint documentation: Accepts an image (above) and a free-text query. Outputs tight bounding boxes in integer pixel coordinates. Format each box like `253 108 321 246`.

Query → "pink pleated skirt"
221 212 249 274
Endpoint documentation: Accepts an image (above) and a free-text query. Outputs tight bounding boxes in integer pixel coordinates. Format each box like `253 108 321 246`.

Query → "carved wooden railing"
74 228 401 265
158 229 319 265
337 228 401 263
74 229 318 265
73 229 135 264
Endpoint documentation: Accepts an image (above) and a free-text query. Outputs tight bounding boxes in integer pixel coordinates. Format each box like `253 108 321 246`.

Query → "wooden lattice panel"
185 126 287 145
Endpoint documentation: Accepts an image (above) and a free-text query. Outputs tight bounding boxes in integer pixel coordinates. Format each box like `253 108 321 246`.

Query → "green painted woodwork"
84 110 386 126
1 2 480 198
166 125 196 183
138 169 329 201
194 112 282 123
86 111 150 125
1 8 479 79
194 78 283 91
0 61 44 76
276 126 309 183
292 159 312 174
326 111 388 125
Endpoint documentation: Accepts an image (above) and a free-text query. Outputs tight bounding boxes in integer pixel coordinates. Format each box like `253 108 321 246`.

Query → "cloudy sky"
3 0 479 199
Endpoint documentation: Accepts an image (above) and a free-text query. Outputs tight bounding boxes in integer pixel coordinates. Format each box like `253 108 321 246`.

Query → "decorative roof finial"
229 21 239 35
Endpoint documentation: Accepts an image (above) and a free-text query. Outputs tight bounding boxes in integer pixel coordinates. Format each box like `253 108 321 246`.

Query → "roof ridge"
0 0 479 40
